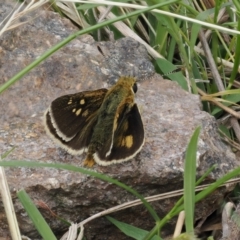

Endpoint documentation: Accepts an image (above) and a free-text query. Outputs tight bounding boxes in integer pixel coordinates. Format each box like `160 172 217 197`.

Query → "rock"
0 1 238 239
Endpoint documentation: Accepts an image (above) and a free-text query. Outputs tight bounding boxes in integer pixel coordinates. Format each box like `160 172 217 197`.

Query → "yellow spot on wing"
76 108 82 116
80 99 85 105
125 135 133 148
121 135 133 148
68 98 72 104
82 109 89 117
72 108 76 112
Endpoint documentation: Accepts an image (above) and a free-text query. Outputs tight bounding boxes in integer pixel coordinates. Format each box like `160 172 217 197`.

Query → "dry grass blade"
96 6 114 40
220 131 240 151
194 46 240 72
173 211 185 238
196 7 227 48
60 223 82 240
0 166 21 240
198 88 240 119
66 0 240 34
56 1 89 28
0 0 49 36
198 29 225 92
222 202 234 239
76 224 84 240
97 5 112 22
0 0 25 36
230 117 240 142
60 178 240 239
97 5 162 59
67 223 78 240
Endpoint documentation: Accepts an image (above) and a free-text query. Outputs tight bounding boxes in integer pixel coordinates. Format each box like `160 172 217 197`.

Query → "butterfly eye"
132 83 138 93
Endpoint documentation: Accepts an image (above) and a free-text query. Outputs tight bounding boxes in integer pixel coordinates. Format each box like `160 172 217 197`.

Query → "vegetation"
0 0 240 239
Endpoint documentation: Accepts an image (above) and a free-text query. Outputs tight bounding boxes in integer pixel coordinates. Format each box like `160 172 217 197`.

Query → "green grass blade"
155 58 178 73
106 216 161 240
174 165 240 215
167 72 188 91
0 161 160 222
143 130 214 240
189 8 215 52
155 58 188 90
211 93 240 115
1 147 16 159
184 126 201 233
227 16 240 89
17 189 57 240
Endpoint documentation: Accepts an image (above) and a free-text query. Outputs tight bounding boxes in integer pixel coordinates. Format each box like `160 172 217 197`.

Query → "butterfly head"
116 76 137 94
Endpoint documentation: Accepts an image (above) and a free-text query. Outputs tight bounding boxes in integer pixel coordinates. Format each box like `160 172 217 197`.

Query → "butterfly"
44 76 144 167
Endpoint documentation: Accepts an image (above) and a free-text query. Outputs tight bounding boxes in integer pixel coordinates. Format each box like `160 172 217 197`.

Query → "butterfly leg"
83 154 96 167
